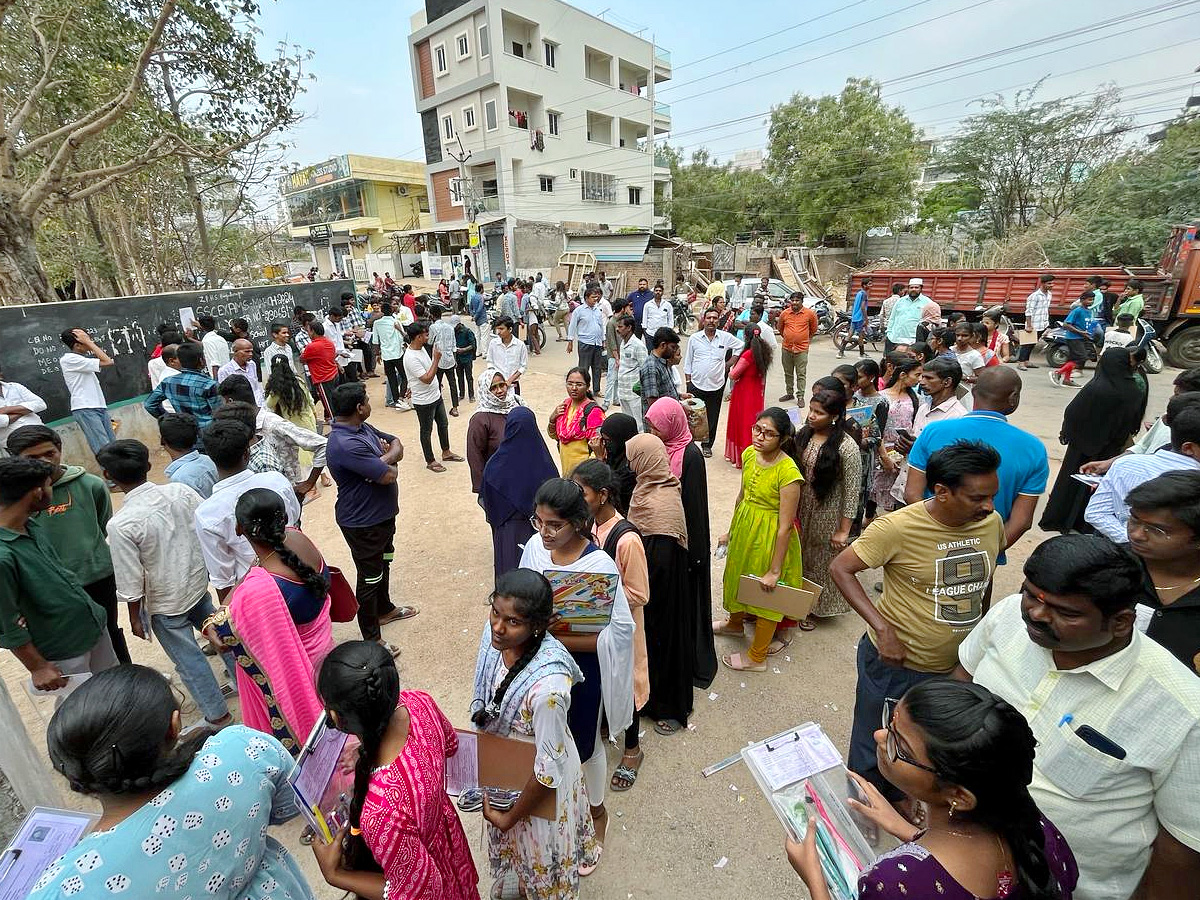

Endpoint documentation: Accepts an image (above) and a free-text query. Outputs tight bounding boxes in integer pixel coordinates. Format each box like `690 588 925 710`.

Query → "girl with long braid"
471 569 600 899
787 679 1077 900
204 488 334 754
30 666 317 900
311 641 479 900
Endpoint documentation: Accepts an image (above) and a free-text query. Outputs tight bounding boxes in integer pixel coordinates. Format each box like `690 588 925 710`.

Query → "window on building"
581 170 617 203
418 195 430 213
442 114 454 141
510 40 524 58
539 176 554 193
479 25 490 58
455 32 470 60
462 105 477 131
628 186 642 205
434 43 447 75
484 99 498 131
547 111 561 136
448 177 464 207
543 41 557 69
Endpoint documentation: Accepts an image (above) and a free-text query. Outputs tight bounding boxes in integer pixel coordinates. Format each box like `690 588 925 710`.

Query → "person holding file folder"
957 535 1200 900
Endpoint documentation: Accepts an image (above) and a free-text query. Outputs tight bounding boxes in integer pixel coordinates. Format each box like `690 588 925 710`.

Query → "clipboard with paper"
288 716 355 844
741 722 897 900
449 728 556 820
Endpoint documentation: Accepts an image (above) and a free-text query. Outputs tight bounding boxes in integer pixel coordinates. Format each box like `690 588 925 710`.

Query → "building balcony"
653 47 671 83
653 101 671 133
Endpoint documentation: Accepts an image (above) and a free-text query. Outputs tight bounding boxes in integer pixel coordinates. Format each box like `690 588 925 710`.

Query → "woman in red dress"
724 324 773 467
313 641 480 900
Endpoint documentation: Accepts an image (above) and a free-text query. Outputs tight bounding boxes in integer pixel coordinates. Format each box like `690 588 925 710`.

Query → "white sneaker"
392 400 412 411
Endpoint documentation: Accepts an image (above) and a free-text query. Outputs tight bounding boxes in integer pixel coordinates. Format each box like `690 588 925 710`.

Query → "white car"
724 278 796 309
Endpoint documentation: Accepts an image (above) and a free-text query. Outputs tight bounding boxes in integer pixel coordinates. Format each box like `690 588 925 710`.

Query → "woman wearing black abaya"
592 413 639 515
1040 347 1148 534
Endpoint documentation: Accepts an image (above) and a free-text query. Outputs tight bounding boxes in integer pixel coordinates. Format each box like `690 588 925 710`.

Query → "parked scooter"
1043 317 1164 374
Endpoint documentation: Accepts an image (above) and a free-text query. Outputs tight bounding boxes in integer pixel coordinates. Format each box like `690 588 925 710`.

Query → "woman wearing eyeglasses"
713 407 804 672
479 406 559 579
547 367 605 474
786 679 1078 900
518 478 635 871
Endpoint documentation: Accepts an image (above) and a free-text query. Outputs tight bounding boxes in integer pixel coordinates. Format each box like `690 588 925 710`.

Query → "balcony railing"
654 102 670 117
654 48 671 65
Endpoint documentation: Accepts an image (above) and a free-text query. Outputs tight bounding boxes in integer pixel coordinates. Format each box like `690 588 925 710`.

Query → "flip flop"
442 453 466 462
766 635 793 655
797 617 816 631
379 605 419 625
610 749 644 792
712 619 744 637
378 640 402 658
427 462 447 472
654 719 684 736
722 652 766 673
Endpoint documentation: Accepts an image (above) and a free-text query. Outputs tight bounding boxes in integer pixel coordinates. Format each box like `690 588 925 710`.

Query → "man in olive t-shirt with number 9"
829 439 1005 798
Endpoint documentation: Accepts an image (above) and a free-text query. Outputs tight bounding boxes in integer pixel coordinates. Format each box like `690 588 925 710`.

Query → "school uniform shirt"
960 594 1200 900
851 501 1005 673
58 352 107 411
403 348 442 406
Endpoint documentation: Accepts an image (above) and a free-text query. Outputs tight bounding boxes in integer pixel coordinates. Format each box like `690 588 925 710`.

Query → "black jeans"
383 358 403 404
337 519 398 642
84 574 131 665
1017 333 1039 363
360 340 376 373
577 343 605 394
414 397 451 463
435 367 460 409
455 358 475 399
690 385 725 451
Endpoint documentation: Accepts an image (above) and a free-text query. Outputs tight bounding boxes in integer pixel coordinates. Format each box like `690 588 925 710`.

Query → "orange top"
777 306 820 352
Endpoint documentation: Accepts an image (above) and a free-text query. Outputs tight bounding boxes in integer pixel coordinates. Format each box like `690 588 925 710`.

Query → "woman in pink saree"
206 488 334 755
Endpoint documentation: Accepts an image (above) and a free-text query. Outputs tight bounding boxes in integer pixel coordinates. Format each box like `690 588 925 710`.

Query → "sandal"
722 652 766 673
654 719 684 736
379 605 419 625
442 452 465 462
378 640 402 658
797 617 816 631
610 749 644 792
427 462 447 472
712 618 744 637
767 635 792 655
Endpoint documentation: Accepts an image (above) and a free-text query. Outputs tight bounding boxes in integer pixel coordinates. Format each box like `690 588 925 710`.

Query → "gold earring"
949 800 957 818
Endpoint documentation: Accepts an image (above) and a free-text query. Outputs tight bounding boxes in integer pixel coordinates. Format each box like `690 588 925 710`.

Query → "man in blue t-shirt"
904 367 1049 562
1051 290 1095 387
840 275 871 359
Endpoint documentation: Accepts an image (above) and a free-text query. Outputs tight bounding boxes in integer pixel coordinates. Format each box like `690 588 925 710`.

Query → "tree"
765 78 922 238
915 181 983 233
0 0 307 303
660 145 777 243
940 85 1129 240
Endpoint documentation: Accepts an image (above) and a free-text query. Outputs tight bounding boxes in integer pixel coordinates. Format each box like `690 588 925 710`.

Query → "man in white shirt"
1019 273 1056 370
428 308 462 416
216 339 265 406
641 284 674 349
263 321 297 376
323 307 353 370
729 273 749 310
404 321 464 471
0 364 46 452
193 418 301 600
486 316 529 395
197 315 231 379
96 439 232 729
957 534 1200 900
599 271 614 303
58 327 115 459
1086 402 1200 542
531 272 549 306
614 314 649 428
684 307 742 456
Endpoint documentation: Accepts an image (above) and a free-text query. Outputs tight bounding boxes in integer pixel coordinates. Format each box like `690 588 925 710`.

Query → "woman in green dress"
712 406 804 673
265 355 328 497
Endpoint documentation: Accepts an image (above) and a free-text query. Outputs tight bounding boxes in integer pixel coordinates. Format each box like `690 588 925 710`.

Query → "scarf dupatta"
470 622 582 735
625 433 689 549
645 397 693 477
473 367 524 416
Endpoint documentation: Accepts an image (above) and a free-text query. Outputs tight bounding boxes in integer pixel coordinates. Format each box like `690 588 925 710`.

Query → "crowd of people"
0 268 1197 900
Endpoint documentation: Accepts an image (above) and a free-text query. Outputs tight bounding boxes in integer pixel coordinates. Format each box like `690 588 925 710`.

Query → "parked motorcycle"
409 260 423 277
802 296 835 335
673 295 696 335
831 310 885 352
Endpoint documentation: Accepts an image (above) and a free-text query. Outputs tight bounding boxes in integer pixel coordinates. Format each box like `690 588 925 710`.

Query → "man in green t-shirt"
0 456 112 692
830 439 1005 798
1114 278 1145 321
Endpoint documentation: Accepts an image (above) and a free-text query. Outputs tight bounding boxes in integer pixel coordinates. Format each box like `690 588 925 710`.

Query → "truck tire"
1045 344 1068 368
1167 328 1200 369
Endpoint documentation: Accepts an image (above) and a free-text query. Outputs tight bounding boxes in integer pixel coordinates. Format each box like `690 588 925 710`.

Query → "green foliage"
765 78 921 238
916 181 983 233
660 145 777 243
940 85 1129 239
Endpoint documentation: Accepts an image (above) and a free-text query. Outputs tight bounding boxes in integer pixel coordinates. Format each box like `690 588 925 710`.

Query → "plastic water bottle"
714 544 728 559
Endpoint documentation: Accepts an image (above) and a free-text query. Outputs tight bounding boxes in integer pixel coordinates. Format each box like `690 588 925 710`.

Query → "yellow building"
281 154 432 281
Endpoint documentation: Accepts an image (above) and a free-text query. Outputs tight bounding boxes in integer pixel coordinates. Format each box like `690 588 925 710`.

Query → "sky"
256 0 1200 167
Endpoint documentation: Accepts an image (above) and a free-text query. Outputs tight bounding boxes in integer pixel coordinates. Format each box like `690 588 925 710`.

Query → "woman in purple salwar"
788 680 1078 900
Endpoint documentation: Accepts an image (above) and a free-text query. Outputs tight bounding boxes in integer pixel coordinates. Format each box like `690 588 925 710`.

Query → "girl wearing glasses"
547 367 606 474
713 407 804 672
787 679 1077 900
471 568 600 899
518 478 635 871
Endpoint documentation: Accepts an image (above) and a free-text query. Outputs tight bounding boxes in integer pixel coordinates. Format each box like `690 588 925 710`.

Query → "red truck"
848 223 1200 368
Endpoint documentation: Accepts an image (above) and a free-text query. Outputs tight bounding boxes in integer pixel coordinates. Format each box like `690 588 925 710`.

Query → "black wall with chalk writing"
1 280 354 422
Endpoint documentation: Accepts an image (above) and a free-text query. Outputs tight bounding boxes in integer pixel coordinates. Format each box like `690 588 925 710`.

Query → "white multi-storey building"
407 0 671 275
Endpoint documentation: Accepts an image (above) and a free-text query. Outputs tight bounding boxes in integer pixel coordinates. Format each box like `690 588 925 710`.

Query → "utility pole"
447 136 484 280
648 33 657 235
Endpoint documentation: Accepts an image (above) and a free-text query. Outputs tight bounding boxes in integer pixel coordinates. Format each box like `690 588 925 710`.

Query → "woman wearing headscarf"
467 367 524 494
591 413 639 515
625 434 695 735
1040 347 1148 534
645 397 717 689
480 406 559 578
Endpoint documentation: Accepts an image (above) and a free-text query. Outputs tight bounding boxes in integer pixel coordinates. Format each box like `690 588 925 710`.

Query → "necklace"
1151 573 1200 591
922 828 1014 898
255 549 278 566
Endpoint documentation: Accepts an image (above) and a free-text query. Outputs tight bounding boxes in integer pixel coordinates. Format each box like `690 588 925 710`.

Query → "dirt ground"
0 331 1177 898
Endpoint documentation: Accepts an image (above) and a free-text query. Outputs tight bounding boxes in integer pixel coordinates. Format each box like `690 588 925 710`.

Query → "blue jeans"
151 593 233 723
72 407 116 456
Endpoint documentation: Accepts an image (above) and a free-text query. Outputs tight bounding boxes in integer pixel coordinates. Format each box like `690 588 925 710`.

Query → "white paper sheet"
744 723 841 791
445 731 479 796
0 807 99 899
178 306 195 335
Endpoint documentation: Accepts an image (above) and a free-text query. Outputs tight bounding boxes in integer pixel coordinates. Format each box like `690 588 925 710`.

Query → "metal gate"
712 239 734 274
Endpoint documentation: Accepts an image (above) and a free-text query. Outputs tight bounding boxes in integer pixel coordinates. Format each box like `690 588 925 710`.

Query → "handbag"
683 398 709 443
327 566 359 623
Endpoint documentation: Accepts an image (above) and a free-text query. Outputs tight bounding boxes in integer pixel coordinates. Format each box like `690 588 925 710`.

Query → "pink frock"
359 691 480 900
